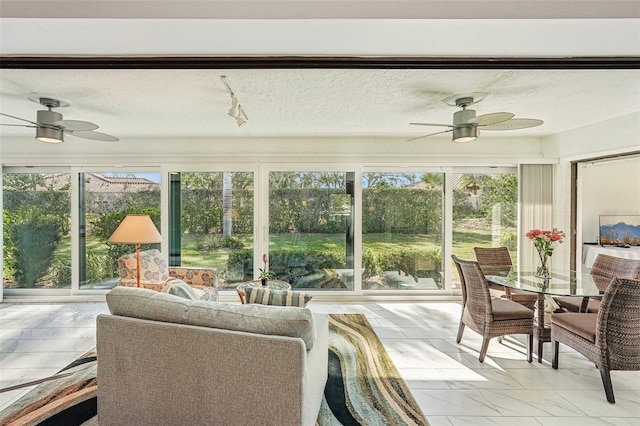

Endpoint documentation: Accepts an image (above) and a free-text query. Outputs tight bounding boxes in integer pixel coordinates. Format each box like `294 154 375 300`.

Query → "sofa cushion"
106 286 316 349
244 287 313 307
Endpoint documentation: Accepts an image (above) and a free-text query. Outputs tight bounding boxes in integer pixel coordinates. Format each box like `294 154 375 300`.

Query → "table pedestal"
534 293 551 363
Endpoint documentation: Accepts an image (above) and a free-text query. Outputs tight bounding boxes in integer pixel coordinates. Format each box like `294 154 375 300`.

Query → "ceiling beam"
2 56 640 70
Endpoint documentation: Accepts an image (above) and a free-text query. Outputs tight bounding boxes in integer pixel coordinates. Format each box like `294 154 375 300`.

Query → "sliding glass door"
451 171 518 288
3 172 71 289
268 171 354 290
361 172 444 290
79 172 161 289
168 171 254 288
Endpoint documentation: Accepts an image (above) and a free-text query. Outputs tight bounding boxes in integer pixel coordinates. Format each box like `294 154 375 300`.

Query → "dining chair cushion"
504 290 538 304
551 313 597 343
491 298 534 320
554 296 601 313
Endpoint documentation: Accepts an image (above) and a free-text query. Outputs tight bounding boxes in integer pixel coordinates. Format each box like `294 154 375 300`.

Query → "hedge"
228 246 442 288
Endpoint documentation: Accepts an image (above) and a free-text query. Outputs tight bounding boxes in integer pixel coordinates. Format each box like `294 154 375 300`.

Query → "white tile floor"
1 299 639 425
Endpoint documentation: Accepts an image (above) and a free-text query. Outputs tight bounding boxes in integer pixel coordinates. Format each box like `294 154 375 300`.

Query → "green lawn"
45 229 501 284
61 230 496 266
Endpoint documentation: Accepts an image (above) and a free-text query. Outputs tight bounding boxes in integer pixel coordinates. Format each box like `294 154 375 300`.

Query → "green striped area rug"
0 313 428 425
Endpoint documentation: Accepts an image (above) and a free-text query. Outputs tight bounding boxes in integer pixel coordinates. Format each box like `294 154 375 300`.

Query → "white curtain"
519 164 554 271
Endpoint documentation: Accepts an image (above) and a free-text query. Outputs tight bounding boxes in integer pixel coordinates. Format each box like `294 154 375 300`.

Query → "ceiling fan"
409 92 543 143
0 96 119 143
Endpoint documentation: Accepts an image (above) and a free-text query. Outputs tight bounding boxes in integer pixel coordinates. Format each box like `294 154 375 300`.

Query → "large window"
362 172 444 290
79 172 161 289
3 172 71 289
451 172 518 288
268 171 354 290
1 166 520 297
169 172 254 288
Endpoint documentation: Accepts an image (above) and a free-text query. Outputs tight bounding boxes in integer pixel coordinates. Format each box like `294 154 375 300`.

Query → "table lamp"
108 214 163 288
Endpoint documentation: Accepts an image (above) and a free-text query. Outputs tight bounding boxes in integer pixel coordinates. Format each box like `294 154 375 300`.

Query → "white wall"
0 135 547 165
542 112 640 159
545 112 640 268
579 157 640 243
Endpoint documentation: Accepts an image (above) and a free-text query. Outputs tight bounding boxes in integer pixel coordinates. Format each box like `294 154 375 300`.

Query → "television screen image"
599 215 640 246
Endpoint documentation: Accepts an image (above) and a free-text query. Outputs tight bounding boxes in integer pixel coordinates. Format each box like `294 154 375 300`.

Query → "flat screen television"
599 215 640 246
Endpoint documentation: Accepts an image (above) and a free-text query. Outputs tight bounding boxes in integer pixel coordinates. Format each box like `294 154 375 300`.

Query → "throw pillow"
244 287 313 307
162 278 209 301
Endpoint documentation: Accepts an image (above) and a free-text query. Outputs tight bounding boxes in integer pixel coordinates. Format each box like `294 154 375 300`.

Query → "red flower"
526 228 565 258
259 253 272 279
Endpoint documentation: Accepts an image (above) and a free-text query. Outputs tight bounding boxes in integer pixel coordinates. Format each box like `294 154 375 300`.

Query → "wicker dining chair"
452 255 534 363
474 246 537 310
452 256 469 345
551 277 640 403
554 254 640 313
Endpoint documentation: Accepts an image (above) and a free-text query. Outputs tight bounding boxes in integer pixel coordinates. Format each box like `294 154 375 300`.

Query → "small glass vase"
261 278 268 286
535 256 551 280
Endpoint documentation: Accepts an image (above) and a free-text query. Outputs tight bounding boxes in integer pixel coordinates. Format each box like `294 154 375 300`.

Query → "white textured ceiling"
1 67 639 142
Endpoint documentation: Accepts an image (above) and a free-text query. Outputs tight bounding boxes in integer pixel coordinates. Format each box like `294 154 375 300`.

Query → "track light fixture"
221 76 248 127
227 94 240 117
235 106 248 127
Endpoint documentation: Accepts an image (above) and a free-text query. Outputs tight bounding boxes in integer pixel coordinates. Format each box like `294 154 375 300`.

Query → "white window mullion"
70 168 80 293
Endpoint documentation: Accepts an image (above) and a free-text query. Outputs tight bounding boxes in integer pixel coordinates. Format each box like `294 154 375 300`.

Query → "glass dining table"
482 266 611 363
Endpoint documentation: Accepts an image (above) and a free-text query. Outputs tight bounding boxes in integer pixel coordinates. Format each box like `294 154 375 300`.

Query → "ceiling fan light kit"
36 127 65 143
410 92 543 143
35 109 64 143
452 127 478 143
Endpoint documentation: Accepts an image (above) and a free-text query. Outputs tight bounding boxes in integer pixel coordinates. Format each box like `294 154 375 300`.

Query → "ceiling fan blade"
467 112 514 126
67 130 119 142
407 129 453 141
483 118 544 131
54 119 99 131
409 122 455 128
0 123 38 128
0 112 40 127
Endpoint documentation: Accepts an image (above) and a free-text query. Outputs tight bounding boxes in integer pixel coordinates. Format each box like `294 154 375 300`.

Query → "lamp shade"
108 214 163 244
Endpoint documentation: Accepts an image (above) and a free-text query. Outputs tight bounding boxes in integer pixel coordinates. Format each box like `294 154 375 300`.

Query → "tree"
479 174 518 227
458 173 485 209
363 172 417 188
420 173 443 189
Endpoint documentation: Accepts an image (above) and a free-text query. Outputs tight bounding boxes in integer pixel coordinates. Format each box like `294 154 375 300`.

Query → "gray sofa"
97 287 328 426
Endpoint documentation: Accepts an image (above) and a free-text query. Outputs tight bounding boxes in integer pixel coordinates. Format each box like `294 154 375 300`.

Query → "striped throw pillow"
244 287 312 307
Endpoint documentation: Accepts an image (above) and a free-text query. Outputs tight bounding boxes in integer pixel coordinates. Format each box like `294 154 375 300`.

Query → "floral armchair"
117 249 217 292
